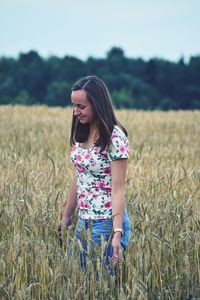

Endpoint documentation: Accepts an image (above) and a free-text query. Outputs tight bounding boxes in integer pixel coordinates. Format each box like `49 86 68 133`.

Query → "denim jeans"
74 209 131 268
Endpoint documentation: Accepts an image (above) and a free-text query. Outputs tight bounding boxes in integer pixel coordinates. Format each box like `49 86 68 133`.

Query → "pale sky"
0 0 199 62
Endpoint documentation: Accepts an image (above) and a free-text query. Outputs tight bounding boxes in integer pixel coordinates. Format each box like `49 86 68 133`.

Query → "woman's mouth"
78 116 85 121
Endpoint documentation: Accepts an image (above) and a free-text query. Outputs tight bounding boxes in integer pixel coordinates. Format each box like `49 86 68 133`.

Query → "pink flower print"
102 153 108 159
119 145 125 153
79 200 89 208
105 187 112 193
96 181 106 188
77 154 82 161
71 145 76 152
91 162 96 167
112 133 118 138
94 148 100 155
84 153 91 160
77 164 85 173
104 201 111 208
103 167 111 174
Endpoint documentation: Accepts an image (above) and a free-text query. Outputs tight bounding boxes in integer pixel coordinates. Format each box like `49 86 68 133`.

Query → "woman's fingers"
112 244 121 264
57 218 73 246
112 246 119 257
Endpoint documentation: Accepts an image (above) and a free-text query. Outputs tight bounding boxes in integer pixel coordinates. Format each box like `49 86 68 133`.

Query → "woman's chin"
79 118 87 123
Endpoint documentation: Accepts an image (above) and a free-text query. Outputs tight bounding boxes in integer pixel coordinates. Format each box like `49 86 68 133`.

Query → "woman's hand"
57 217 72 246
111 231 122 263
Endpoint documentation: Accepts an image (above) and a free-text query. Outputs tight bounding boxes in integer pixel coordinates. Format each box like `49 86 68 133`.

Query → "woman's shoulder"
107 125 129 161
111 125 127 139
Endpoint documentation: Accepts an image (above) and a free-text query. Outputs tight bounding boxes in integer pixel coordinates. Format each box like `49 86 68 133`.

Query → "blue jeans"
74 209 131 268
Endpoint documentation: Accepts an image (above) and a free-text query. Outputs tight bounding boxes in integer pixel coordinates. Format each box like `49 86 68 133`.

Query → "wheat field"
0 105 199 299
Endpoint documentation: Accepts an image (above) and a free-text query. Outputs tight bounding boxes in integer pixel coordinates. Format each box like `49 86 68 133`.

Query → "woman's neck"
86 121 98 145
79 122 99 149
89 121 98 136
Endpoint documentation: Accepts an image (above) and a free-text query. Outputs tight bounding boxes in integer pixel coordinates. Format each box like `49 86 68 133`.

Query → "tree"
0 77 16 104
58 56 86 82
0 48 200 109
112 89 133 109
14 90 32 105
17 50 46 103
45 81 71 106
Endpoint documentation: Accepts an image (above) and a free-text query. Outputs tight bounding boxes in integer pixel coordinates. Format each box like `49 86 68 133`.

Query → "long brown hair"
70 75 127 149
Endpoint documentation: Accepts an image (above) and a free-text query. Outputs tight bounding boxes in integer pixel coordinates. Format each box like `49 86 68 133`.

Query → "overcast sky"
0 0 199 62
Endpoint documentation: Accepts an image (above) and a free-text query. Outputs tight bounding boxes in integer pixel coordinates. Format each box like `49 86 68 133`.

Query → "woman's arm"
60 175 77 228
111 159 128 260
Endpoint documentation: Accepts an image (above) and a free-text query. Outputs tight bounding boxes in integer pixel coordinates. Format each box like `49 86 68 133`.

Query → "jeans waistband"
79 217 112 224
79 209 129 224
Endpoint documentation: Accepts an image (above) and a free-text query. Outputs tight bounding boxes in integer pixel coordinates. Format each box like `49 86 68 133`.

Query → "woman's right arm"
60 176 77 227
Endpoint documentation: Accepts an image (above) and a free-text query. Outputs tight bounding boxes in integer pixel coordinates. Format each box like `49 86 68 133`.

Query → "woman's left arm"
111 158 128 261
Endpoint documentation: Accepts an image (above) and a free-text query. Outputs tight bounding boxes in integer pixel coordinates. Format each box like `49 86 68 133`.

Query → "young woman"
59 75 131 267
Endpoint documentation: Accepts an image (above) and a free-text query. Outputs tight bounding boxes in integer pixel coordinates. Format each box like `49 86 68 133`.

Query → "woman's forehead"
71 90 89 104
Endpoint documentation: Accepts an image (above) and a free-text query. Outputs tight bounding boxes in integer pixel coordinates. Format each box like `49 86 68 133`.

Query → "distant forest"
0 47 200 110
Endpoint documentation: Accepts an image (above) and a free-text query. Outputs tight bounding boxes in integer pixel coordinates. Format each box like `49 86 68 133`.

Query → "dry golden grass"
0 105 200 299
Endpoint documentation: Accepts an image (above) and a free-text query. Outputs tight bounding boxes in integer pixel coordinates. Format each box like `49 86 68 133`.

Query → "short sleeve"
108 126 129 161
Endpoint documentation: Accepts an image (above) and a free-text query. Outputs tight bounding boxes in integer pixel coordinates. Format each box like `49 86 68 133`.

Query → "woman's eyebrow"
72 102 86 107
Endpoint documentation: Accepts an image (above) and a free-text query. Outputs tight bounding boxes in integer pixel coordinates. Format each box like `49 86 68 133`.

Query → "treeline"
0 47 200 110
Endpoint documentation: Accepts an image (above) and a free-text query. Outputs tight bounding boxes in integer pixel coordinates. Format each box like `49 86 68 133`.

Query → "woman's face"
71 90 96 125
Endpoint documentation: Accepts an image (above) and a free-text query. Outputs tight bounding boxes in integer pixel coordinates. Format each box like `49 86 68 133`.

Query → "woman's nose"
73 107 80 116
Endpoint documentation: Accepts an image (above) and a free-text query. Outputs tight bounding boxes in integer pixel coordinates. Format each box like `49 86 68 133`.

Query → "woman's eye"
73 104 85 110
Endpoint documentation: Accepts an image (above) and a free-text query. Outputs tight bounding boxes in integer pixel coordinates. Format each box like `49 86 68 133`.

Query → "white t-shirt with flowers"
70 125 129 220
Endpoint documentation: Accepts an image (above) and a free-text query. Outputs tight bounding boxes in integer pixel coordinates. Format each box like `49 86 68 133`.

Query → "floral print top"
70 125 129 220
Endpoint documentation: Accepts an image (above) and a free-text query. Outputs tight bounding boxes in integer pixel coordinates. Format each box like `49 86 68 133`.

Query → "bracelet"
113 228 123 235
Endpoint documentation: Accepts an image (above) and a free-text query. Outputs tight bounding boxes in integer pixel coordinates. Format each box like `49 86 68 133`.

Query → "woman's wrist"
113 228 123 239
113 231 122 239
113 228 123 235
61 215 72 226
62 210 73 220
